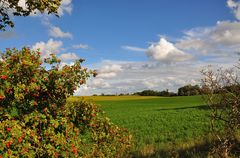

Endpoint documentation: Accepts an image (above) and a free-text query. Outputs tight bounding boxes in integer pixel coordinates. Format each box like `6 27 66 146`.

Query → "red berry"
54 152 60 158
71 144 75 150
1 75 7 80
33 93 39 97
6 141 11 148
80 80 85 85
0 95 5 100
6 127 11 132
33 101 37 106
73 149 77 154
18 136 23 143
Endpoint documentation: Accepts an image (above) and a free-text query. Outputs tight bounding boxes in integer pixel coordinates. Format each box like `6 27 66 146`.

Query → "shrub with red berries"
0 48 132 157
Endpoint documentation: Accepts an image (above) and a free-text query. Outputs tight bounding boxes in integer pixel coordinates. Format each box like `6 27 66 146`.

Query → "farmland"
69 95 213 157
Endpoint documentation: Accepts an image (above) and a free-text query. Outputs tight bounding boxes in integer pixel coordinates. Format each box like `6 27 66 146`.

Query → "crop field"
69 95 213 157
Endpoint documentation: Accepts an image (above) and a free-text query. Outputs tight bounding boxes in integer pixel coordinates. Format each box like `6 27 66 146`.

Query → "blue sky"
1 0 240 95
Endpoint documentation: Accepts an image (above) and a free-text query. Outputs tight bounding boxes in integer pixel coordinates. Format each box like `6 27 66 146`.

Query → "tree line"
95 84 203 97
134 84 202 97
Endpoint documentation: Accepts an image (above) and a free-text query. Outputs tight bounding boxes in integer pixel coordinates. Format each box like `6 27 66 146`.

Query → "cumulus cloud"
75 79 111 96
97 64 123 78
227 0 240 20
74 53 238 96
122 45 146 52
142 77 195 90
146 38 192 62
91 78 111 88
49 26 73 39
59 53 78 61
75 64 123 95
32 39 63 57
74 85 92 96
211 21 240 45
72 44 90 49
75 60 209 96
176 21 240 55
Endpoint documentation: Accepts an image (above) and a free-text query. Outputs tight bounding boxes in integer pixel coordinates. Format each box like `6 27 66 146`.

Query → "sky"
1 0 240 95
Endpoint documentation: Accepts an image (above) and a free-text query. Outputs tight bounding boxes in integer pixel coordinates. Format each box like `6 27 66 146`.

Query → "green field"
69 95 212 157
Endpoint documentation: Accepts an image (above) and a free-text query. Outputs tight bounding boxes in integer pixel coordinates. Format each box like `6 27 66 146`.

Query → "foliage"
178 84 201 96
0 48 132 157
0 0 62 30
201 63 240 157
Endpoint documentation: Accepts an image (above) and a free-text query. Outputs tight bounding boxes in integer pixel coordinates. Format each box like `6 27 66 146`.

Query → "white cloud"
74 53 238 96
97 64 123 78
75 64 123 95
58 0 73 16
91 78 111 88
176 21 240 55
176 39 207 51
60 53 78 61
227 0 240 20
49 26 73 39
32 39 63 58
59 61 75 69
146 38 192 62
176 38 214 55
211 21 240 45
75 60 206 96
122 45 146 52
72 44 90 49
74 85 92 96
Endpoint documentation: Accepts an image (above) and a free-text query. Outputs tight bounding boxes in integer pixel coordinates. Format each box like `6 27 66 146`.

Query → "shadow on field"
130 140 211 158
130 138 240 158
156 105 209 111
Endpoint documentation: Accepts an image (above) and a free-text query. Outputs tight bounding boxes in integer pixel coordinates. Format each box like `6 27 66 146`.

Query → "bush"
0 48 132 157
201 63 240 157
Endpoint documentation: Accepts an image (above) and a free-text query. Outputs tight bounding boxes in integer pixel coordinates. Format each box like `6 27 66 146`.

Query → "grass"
69 95 213 157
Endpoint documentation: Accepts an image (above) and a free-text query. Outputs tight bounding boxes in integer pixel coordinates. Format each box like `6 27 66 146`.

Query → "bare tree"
201 62 240 157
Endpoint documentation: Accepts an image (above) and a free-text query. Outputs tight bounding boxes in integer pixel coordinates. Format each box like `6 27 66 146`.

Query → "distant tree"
0 0 62 30
178 84 201 96
134 90 158 96
134 89 177 97
159 89 169 97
